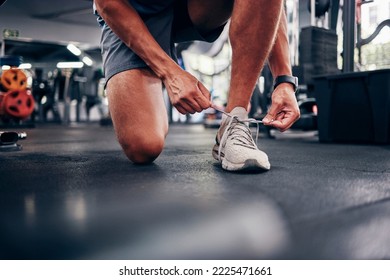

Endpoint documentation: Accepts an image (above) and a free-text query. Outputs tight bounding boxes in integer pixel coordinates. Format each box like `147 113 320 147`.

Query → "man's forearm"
267 8 292 78
94 0 181 79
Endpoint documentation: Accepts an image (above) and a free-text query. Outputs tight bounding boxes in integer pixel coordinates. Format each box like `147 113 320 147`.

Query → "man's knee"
119 132 165 164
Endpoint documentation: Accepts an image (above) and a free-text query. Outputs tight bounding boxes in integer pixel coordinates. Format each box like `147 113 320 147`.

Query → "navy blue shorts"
95 0 225 83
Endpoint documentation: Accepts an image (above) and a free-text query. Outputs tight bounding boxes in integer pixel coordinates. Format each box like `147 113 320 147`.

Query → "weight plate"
2 90 35 119
0 68 28 91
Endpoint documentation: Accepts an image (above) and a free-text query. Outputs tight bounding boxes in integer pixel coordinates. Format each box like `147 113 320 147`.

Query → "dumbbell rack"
0 55 35 128
0 55 31 152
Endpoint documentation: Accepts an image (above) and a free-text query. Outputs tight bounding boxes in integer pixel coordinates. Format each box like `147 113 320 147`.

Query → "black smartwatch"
273 75 298 92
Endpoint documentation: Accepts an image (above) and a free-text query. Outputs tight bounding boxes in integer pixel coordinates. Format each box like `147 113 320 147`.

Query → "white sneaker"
212 107 271 172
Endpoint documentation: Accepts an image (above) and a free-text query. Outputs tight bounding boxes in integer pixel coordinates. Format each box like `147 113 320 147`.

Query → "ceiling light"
82 56 93 66
67 43 82 56
19 63 32 69
56 62 84 69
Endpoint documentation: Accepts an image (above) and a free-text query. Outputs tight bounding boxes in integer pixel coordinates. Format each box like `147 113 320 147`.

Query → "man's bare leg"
106 69 168 164
226 0 284 112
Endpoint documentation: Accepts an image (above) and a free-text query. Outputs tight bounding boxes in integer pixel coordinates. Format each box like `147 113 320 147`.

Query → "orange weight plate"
2 90 35 119
0 69 28 91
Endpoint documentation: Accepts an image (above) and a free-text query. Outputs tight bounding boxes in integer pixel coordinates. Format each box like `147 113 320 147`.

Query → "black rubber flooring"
1 124 390 260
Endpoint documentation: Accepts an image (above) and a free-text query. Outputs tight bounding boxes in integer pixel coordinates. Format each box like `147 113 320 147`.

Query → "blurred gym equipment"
0 56 35 127
0 131 26 152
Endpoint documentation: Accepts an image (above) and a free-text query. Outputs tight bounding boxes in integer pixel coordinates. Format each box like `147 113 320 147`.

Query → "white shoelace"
211 105 264 161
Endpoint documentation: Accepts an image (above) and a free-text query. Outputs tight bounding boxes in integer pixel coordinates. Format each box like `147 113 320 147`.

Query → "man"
94 0 300 172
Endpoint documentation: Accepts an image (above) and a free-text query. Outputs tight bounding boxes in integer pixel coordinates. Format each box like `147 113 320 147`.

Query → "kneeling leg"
106 68 168 164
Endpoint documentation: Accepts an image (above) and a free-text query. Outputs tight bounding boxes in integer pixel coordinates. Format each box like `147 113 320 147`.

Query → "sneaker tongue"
229 107 248 120
221 106 248 124
219 107 249 141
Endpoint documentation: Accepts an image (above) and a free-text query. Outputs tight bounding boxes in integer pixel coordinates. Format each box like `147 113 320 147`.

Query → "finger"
173 96 198 114
181 90 209 113
271 113 299 132
269 119 292 132
192 95 210 111
174 104 187 115
262 113 278 126
262 104 281 125
178 102 196 114
180 99 202 113
197 82 212 108
275 111 285 121
179 82 210 112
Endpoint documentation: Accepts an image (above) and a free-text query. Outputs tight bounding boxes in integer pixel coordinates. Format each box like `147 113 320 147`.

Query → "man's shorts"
95 0 225 83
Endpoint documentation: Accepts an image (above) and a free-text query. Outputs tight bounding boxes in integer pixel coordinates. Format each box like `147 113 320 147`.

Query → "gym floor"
1 124 390 260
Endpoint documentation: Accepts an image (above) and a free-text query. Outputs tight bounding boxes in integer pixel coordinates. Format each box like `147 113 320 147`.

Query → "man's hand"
163 69 211 114
262 83 300 132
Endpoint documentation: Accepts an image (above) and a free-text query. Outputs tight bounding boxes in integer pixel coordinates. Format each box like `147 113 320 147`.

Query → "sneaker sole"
213 144 270 172
222 158 270 172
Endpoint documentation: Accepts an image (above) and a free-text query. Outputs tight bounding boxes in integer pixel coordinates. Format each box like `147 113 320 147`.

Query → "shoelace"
211 105 264 161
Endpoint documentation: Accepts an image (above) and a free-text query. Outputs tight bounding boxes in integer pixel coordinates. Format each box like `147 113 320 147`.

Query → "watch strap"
273 75 298 92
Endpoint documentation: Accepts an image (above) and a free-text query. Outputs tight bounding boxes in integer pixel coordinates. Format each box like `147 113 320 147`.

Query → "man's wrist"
273 75 298 92
154 58 182 81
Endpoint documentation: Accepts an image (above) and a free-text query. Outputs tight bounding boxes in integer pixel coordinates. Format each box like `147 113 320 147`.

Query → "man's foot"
212 107 270 172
